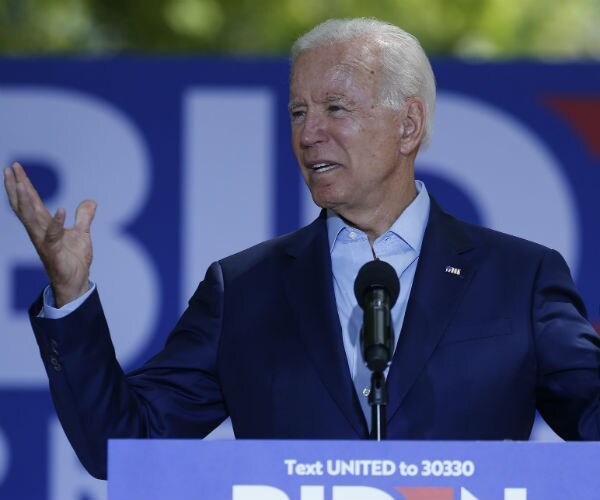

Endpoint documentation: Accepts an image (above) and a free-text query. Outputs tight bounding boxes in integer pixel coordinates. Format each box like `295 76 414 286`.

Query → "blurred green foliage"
1 0 599 58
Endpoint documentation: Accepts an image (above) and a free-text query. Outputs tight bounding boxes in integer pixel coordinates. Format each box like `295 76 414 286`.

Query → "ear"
398 98 426 155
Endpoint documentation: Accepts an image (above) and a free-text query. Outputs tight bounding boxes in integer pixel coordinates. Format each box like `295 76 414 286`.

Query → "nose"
299 111 327 148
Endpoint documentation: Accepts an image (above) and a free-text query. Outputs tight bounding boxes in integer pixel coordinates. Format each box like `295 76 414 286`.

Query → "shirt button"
362 387 370 397
348 231 357 240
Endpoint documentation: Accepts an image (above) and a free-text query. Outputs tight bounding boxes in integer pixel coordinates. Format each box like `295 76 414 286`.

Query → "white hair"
291 18 436 147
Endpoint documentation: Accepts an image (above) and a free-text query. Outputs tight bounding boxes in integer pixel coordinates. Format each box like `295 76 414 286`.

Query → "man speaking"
4 17 600 480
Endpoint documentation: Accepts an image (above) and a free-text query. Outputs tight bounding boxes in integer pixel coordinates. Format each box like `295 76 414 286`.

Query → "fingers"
3 164 18 211
74 199 97 234
3 163 55 248
11 162 42 206
4 162 50 224
5 162 98 241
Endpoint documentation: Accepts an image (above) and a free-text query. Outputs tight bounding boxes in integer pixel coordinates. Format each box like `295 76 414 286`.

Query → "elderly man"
4 18 600 480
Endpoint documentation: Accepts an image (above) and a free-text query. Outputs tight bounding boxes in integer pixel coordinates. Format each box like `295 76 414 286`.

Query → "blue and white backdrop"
0 58 599 499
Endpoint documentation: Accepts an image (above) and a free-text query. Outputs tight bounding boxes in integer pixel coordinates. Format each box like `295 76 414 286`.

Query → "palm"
44 221 93 294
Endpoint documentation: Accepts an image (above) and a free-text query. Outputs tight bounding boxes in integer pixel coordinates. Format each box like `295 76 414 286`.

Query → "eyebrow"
324 94 345 103
288 100 304 111
288 94 351 111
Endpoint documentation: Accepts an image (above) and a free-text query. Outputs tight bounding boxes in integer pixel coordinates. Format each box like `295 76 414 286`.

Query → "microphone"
354 259 400 373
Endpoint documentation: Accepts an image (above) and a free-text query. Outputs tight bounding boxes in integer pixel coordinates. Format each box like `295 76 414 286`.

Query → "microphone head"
354 259 400 309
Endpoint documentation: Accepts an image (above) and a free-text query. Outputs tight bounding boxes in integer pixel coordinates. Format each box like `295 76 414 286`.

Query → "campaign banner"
0 58 599 499
109 439 600 499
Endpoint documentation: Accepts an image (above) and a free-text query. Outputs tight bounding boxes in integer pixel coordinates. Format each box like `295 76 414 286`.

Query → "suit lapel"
282 214 367 436
386 200 479 422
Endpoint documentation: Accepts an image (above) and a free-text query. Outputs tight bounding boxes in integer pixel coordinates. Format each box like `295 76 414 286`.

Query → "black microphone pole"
354 259 400 441
370 371 387 441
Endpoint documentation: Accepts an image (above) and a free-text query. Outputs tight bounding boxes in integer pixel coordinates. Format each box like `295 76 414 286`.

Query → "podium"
108 439 600 499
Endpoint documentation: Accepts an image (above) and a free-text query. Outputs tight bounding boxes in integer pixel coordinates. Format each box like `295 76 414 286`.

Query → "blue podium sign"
108 439 598 499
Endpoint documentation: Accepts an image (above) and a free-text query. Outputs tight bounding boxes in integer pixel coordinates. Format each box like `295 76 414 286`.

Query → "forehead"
290 40 383 100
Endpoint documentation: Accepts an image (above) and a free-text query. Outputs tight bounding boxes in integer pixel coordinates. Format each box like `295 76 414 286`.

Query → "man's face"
289 39 405 219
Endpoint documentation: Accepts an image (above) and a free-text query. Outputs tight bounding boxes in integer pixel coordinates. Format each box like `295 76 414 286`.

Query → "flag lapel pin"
445 265 462 277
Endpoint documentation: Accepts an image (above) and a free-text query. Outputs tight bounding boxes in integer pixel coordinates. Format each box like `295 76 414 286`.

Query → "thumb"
74 199 97 234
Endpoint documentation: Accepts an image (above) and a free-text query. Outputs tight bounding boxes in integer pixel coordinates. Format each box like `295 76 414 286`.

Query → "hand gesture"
4 162 97 307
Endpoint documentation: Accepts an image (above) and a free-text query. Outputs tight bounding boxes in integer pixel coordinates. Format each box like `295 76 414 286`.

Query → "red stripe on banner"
545 97 600 159
395 486 454 500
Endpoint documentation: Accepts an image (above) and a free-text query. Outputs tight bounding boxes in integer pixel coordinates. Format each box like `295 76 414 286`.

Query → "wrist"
53 281 90 308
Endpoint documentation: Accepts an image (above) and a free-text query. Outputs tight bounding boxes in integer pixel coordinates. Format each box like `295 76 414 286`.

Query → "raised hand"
3 162 97 307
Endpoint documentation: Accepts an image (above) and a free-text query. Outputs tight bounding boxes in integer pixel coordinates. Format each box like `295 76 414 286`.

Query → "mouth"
309 162 340 173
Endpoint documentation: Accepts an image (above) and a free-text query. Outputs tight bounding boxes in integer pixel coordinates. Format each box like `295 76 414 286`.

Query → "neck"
339 179 417 245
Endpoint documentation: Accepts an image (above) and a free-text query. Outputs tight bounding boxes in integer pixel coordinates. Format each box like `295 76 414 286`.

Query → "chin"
311 197 339 210
309 188 347 211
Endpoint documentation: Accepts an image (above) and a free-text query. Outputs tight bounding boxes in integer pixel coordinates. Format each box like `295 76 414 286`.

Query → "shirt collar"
326 180 430 254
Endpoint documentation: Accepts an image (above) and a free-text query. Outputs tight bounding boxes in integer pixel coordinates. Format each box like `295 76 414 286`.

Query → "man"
4 18 600 480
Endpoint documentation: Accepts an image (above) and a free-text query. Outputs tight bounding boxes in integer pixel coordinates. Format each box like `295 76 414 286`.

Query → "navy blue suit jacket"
30 201 600 479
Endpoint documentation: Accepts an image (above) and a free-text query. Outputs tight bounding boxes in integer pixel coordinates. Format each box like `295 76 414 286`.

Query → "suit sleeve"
29 261 228 479
533 249 600 439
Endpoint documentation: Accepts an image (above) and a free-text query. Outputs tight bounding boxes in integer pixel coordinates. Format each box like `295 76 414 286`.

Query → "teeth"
311 162 337 172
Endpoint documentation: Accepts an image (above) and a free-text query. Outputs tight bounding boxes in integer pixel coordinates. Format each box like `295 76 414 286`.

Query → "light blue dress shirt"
326 180 430 425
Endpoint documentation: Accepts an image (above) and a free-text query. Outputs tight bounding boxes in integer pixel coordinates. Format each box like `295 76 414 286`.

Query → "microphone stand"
361 286 392 441
362 287 391 441
369 371 387 441
354 259 399 442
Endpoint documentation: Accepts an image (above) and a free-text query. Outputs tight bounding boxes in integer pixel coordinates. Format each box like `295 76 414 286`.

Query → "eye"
290 109 305 122
328 105 343 113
